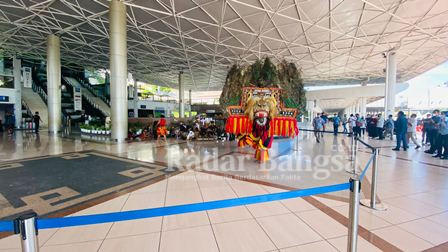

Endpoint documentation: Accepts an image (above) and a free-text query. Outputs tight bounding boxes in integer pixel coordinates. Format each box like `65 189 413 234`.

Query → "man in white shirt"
407 114 421 149
349 114 356 136
376 114 385 140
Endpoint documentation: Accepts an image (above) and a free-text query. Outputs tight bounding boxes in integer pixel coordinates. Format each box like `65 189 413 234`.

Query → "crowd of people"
421 110 448 159
128 116 226 142
312 110 448 159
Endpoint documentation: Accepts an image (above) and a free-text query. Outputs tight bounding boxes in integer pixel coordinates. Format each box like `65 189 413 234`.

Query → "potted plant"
80 124 88 133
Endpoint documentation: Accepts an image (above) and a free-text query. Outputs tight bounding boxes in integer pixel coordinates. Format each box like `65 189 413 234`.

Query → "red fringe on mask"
226 115 298 137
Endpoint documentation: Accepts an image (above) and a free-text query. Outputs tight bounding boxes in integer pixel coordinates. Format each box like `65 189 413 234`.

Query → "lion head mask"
244 96 278 127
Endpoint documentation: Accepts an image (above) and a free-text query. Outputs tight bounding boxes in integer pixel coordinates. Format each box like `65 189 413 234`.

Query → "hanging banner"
22 67 32 88
73 87 82 111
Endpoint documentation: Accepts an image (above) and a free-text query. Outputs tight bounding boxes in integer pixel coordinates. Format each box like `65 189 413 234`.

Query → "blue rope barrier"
0 220 14 233
35 182 350 230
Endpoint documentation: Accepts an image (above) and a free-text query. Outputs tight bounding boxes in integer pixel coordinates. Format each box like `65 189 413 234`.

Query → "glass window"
0 76 14 89
84 68 106 85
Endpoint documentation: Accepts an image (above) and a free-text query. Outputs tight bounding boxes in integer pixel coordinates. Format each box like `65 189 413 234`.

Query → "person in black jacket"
393 111 408 151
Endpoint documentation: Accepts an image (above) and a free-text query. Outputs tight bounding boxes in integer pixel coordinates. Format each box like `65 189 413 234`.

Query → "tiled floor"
0 131 448 251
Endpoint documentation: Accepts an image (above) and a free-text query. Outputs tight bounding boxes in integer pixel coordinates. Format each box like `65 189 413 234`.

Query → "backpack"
385 120 393 128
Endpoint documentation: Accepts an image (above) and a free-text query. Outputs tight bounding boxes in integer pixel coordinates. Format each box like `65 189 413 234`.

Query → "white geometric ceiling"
1 0 448 91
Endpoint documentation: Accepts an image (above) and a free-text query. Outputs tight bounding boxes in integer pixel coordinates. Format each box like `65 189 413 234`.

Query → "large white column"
384 51 396 116
13 56 22 128
360 97 367 116
178 71 184 118
188 89 192 118
133 80 138 118
109 0 128 141
306 100 315 121
47 34 61 133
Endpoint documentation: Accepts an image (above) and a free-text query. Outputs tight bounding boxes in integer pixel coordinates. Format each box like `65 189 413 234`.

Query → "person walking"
407 114 421 149
33 111 42 134
384 115 395 140
393 111 408 151
313 113 324 143
376 113 385 140
332 113 340 136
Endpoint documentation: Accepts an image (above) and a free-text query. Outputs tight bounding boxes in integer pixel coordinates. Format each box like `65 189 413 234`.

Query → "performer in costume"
156 115 167 142
238 95 277 162
225 87 298 162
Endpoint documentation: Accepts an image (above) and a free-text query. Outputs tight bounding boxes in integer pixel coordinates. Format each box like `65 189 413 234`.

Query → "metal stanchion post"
360 149 387 211
15 213 39 252
347 177 360 252
349 134 354 161
345 135 358 174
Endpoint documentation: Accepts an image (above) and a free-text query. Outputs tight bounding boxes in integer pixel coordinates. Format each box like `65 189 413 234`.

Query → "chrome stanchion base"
360 199 388 211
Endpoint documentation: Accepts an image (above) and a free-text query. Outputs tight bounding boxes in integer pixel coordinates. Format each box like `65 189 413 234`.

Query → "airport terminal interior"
1 0 448 251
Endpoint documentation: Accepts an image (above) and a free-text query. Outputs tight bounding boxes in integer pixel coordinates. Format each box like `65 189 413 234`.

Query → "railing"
21 100 33 119
0 130 385 252
63 78 108 118
31 81 47 105
77 78 110 106
356 137 387 211
298 127 387 211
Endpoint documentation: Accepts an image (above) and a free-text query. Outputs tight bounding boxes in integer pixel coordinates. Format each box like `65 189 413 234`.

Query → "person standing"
5 111 15 135
384 115 395 140
156 114 167 142
348 114 356 136
437 112 448 160
360 116 366 137
321 112 328 136
33 111 42 134
422 113 432 145
393 111 408 151
369 114 378 138
425 110 441 154
313 113 324 143
332 113 340 136
376 113 385 140
354 114 361 138
407 114 421 149
342 114 348 133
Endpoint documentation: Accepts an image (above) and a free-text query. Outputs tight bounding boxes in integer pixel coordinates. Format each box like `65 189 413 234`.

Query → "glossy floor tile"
1 131 448 252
